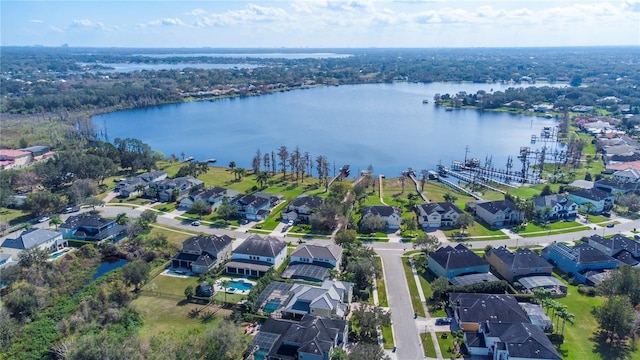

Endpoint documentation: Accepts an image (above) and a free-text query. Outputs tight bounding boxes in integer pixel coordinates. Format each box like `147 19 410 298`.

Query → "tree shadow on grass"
199 310 215 324
590 332 632 360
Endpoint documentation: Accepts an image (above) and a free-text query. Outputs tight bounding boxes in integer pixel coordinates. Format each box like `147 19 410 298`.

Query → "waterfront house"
531 194 578 222
469 199 524 228
449 293 530 332
484 246 554 283
116 170 167 198
247 315 348 360
414 202 464 229
179 186 239 210
282 195 324 223
171 234 233 274
464 322 561 360
428 244 490 280
232 192 281 221
59 214 126 241
147 176 204 202
282 243 343 282
541 243 618 284
360 205 402 230
567 188 615 214
225 234 287 277
2 228 67 252
257 279 353 319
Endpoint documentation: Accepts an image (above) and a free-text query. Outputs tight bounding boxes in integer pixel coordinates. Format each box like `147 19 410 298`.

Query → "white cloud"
186 8 207 16
30 19 44 23
194 4 289 27
70 19 93 27
49 25 63 33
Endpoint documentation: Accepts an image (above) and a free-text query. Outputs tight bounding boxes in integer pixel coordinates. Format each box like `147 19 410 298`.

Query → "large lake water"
95 82 559 177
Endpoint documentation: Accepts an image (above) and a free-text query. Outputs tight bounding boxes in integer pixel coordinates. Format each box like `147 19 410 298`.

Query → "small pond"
92 258 127 280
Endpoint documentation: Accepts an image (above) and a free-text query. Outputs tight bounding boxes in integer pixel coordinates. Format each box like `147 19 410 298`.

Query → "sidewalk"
409 255 443 360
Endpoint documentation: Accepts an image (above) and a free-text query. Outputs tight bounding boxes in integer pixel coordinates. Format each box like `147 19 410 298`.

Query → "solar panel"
282 263 330 281
449 273 500 287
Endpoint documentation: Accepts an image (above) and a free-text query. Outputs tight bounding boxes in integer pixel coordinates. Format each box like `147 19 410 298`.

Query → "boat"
206 158 217 163
445 107 454 111
422 99 429 104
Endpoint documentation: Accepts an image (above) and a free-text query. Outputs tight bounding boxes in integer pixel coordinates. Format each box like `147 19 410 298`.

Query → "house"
414 202 464 229
541 243 618 284
360 205 402 230
0 254 15 269
593 178 638 195
531 194 578 222
469 200 524 228
464 322 561 360
147 177 204 202
0 149 32 169
257 279 353 319
232 192 279 221
588 234 640 262
247 315 348 360
428 244 490 280
116 171 168 198
171 234 233 274
567 188 615 214
283 195 324 223
1 229 66 252
612 168 640 183
225 234 287 277
485 246 554 283
59 214 127 241
179 186 239 210
282 243 343 282
449 293 530 332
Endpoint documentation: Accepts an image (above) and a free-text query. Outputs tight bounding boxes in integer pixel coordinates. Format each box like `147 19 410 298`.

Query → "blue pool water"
166 269 189 277
50 250 69 259
229 280 253 292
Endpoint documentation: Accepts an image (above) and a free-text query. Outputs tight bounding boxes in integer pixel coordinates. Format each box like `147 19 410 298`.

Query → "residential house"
116 170 168 198
147 177 204 202
464 322 561 360
282 195 324 223
593 178 638 195
613 168 640 183
588 234 640 266
484 246 554 283
0 149 32 169
531 194 578 222
541 243 618 284
282 243 343 282
225 234 287 277
232 192 280 221
1 229 66 252
257 279 353 319
171 234 233 274
179 186 239 210
0 254 15 269
449 293 530 332
428 244 490 280
59 214 127 241
567 188 615 214
360 205 402 230
247 315 348 360
469 200 524 228
414 202 464 229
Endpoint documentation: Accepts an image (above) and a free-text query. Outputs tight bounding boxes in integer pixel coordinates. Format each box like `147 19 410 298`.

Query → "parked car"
37 216 50 223
435 318 453 325
606 223 614 228
634 234 640 240
191 220 200 226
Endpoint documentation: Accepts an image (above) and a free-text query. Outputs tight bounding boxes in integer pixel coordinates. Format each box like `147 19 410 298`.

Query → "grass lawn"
401 256 425 317
421 333 438 358
552 276 640 360
147 225 194 246
516 221 591 238
0 207 31 225
436 332 459 358
442 223 508 239
375 257 388 307
132 274 233 338
382 325 395 349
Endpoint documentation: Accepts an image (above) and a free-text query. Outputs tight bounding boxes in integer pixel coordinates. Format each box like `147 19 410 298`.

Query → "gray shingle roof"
233 234 286 258
290 244 342 262
486 246 552 271
589 234 640 256
2 229 62 250
484 322 561 359
416 202 463 216
476 199 517 214
361 205 400 217
290 195 324 209
450 292 530 324
532 194 575 209
429 244 488 270
60 214 113 230
181 234 232 256
568 187 613 201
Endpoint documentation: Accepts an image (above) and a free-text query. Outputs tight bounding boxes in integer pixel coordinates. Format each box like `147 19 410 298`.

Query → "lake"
83 62 259 73
95 82 560 177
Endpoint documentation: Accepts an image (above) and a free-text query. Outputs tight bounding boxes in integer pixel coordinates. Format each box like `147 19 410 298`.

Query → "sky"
1 0 639 48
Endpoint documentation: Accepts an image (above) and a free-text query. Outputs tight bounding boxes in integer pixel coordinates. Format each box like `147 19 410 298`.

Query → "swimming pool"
50 249 69 259
228 279 253 292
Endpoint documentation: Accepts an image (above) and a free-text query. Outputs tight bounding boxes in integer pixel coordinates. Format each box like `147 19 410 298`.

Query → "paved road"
5 203 639 360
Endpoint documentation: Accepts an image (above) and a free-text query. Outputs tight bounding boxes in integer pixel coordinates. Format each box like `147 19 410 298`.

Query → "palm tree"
582 202 596 221
228 161 236 171
115 212 129 225
49 214 62 230
220 279 230 306
256 171 270 188
560 311 574 336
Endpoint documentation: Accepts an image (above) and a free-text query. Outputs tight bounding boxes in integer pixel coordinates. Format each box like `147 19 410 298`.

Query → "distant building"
415 202 464 229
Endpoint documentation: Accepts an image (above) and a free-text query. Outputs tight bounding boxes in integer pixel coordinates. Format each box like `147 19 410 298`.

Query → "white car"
191 220 201 226
37 216 50 223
